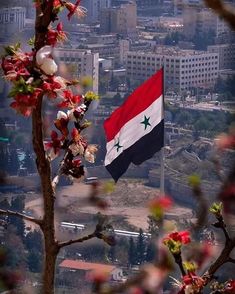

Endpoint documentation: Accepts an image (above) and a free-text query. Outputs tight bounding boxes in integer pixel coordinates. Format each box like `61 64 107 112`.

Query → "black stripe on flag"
105 119 164 182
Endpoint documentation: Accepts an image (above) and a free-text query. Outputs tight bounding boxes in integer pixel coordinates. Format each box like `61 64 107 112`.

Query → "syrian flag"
104 68 164 182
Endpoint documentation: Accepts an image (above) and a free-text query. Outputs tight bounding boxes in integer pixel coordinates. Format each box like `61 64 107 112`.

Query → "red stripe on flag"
104 68 163 142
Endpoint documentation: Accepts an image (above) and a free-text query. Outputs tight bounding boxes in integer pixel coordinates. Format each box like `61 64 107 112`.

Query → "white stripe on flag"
105 95 163 166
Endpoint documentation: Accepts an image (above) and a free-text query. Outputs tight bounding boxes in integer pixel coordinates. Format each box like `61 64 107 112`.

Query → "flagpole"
160 65 165 195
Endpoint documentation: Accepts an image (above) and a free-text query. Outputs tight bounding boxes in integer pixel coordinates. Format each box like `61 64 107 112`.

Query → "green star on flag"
141 115 151 130
114 140 122 152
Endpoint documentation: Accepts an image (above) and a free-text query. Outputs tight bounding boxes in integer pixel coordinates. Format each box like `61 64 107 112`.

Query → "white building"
55 48 99 94
126 47 219 93
207 44 235 70
0 7 26 37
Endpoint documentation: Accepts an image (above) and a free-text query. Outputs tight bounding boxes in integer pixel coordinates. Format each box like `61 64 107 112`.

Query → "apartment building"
0 7 26 38
126 47 219 93
208 44 235 69
183 7 231 38
100 1 137 39
82 0 111 23
55 48 99 94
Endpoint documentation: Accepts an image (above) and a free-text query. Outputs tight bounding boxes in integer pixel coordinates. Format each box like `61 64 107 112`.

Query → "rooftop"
59 260 116 273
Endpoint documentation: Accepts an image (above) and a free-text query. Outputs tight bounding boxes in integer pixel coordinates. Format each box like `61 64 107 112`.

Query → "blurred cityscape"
0 0 234 293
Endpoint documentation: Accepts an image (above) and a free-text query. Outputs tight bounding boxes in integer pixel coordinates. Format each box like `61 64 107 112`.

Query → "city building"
0 7 26 38
136 0 159 7
207 44 235 69
55 48 99 94
100 1 137 39
183 7 232 39
82 0 111 23
126 47 219 93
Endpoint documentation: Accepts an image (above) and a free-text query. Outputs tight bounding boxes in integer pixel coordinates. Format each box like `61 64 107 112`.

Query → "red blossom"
65 1 84 20
71 128 80 142
42 77 64 99
54 117 69 137
225 280 235 294
46 23 67 46
86 270 109 284
165 231 191 245
53 0 62 9
58 90 82 108
2 54 32 81
44 131 64 155
10 88 42 116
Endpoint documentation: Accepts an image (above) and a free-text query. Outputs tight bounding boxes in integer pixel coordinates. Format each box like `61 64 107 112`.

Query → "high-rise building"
136 0 158 7
126 47 219 93
0 7 26 38
100 1 137 39
183 7 232 38
55 48 99 94
82 0 111 23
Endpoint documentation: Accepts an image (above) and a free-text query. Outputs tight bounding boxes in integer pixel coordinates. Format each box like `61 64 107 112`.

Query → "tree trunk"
42 239 58 294
32 95 58 294
31 2 58 293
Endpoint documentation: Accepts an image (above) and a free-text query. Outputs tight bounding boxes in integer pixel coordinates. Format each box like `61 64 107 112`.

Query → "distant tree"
136 229 146 265
4 226 26 269
22 150 36 174
108 244 116 263
24 230 43 253
147 215 159 237
28 250 43 273
145 241 155 263
128 237 136 267
7 148 20 175
9 197 25 238
0 199 11 210
0 148 8 172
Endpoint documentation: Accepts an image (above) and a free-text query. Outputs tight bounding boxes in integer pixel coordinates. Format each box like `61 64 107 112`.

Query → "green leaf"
28 36 35 46
209 202 223 216
84 91 99 101
4 42 21 56
183 261 197 273
188 174 201 188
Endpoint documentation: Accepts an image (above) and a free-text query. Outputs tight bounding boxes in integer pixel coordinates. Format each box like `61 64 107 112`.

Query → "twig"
0 208 42 226
173 253 186 276
58 231 97 249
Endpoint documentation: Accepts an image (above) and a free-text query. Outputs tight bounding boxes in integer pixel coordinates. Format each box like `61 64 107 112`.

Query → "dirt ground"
25 179 193 231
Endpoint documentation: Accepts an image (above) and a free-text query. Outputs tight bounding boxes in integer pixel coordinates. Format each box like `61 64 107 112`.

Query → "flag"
104 68 164 182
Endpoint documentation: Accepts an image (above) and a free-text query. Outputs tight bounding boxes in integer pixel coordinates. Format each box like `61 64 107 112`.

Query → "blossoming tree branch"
0 1 112 293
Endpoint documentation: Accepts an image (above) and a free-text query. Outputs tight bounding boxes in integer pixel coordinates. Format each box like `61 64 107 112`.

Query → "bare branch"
227 257 235 264
0 208 42 226
204 0 235 30
58 232 97 249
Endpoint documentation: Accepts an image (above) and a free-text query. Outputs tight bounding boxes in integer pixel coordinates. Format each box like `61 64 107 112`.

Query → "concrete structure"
82 0 111 23
0 7 26 38
126 47 219 93
183 7 232 38
136 0 158 7
207 44 235 70
100 1 137 39
55 48 99 94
